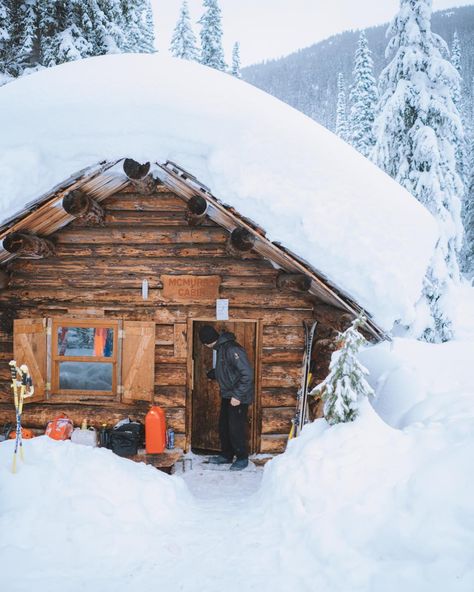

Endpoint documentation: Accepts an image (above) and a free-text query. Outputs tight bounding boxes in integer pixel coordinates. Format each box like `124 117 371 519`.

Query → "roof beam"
62 189 105 225
3 232 55 259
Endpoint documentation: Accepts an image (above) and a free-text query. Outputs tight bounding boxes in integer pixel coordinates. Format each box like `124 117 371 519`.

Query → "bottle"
99 423 109 448
145 406 166 454
81 418 87 430
166 428 175 450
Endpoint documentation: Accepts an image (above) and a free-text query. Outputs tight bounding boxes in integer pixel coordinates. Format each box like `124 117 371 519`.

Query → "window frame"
50 318 120 398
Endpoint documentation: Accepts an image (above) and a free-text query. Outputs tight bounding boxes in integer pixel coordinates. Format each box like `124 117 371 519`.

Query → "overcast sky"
152 0 473 66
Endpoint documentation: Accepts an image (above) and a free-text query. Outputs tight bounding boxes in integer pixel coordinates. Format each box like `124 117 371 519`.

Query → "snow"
259 336 474 591
2 334 473 591
0 53 437 330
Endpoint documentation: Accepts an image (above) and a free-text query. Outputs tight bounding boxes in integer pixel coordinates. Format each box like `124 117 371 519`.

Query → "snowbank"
0 53 437 330
0 437 192 585
259 338 474 591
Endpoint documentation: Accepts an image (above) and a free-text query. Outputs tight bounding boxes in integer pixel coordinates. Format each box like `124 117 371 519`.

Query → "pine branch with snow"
231 41 241 78
371 0 465 342
311 316 374 425
335 72 348 142
170 1 199 61
198 0 226 72
349 31 378 158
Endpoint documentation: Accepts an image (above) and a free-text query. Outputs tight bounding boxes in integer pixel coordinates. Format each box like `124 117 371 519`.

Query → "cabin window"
13 318 155 403
52 320 119 396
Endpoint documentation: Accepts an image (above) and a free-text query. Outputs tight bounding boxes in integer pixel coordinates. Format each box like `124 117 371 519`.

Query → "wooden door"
192 321 257 453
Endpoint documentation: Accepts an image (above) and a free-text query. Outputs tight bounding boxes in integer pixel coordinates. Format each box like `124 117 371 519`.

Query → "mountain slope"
243 6 474 132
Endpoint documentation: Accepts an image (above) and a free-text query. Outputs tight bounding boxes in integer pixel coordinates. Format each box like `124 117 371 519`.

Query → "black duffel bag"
109 419 144 457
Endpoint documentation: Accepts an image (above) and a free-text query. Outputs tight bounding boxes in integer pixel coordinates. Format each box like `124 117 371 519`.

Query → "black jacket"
210 332 254 404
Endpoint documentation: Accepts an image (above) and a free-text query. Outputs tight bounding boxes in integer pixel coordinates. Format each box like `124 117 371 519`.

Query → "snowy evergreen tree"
0 0 154 76
0 1 10 72
5 0 39 75
450 30 469 191
311 316 374 425
140 0 155 53
462 142 474 279
199 0 226 71
372 0 465 342
231 41 241 78
451 31 462 108
170 0 199 61
335 72 348 142
349 31 378 157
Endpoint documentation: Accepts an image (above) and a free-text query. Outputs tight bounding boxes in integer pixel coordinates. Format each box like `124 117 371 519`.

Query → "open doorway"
191 320 257 454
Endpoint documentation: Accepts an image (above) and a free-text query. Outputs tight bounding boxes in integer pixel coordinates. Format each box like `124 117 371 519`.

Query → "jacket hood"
214 332 236 348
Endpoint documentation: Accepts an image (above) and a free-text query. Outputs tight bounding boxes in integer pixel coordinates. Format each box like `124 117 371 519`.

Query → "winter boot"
230 458 248 471
208 455 233 465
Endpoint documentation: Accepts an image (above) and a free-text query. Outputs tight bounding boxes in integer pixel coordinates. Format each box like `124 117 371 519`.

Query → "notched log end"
123 159 151 180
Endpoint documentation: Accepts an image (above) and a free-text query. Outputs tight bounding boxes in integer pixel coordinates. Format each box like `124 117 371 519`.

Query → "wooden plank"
155 363 187 386
53 227 228 245
162 275 220 303
262 347 303 363
122 321 155 402
261 407 294 434
260 434 287 453
155 324 174 344
261 388 297 408
154 386 186 408
0 401 186 433
13 318 47 402
104 210 207 226
10 257 275 277
262 325 305 347
0 288 312 309
261 363 300 388
103 193 186 211
174 323 187 360
54 243 232 258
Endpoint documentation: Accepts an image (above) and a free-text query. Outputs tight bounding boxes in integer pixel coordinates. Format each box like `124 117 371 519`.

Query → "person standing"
198 325 254 471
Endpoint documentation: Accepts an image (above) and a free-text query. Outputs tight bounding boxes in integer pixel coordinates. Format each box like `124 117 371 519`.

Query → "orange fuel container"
145 406 166 454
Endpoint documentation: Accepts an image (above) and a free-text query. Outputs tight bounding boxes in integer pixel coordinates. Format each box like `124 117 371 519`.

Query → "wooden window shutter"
121 321 155 402
13 318 48 403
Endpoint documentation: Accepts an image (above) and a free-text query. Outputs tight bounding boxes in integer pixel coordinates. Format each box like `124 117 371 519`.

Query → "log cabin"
0 158 384 454
0 54 435 456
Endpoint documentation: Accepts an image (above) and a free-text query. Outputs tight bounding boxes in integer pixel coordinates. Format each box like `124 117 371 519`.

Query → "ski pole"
10 361 20 473
9 361 34 473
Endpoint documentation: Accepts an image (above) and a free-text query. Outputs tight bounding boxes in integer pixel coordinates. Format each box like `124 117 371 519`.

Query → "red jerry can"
145 406 166 454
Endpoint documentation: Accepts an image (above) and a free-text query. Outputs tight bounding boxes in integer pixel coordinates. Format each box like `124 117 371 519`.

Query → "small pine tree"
349 31 378 157
311 316 374 425
231 41 241 78
372 0 465 342
199 0 226 71
335 72 348 142
170 0 199 61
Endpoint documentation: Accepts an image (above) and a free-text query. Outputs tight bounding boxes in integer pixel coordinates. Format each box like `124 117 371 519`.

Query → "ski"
289 320 317 440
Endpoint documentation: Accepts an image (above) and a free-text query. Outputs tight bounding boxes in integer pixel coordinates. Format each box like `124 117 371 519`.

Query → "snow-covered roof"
0 53 437 331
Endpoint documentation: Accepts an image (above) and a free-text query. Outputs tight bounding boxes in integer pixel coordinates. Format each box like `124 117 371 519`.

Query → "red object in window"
145 406 166 454
94 327 107 356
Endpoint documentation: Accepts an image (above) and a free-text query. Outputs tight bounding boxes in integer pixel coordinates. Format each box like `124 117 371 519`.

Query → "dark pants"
219 398 249 460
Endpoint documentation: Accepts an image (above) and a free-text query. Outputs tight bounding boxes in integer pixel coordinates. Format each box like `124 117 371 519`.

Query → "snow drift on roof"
0 53 437 330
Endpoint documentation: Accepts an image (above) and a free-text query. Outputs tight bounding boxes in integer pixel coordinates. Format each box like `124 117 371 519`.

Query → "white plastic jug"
71 427 97 447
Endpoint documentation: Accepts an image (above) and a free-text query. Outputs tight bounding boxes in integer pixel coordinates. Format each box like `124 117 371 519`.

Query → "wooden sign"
161 275 221 302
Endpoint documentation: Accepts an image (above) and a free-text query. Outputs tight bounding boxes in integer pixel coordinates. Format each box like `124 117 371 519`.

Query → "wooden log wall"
0 183 342 454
